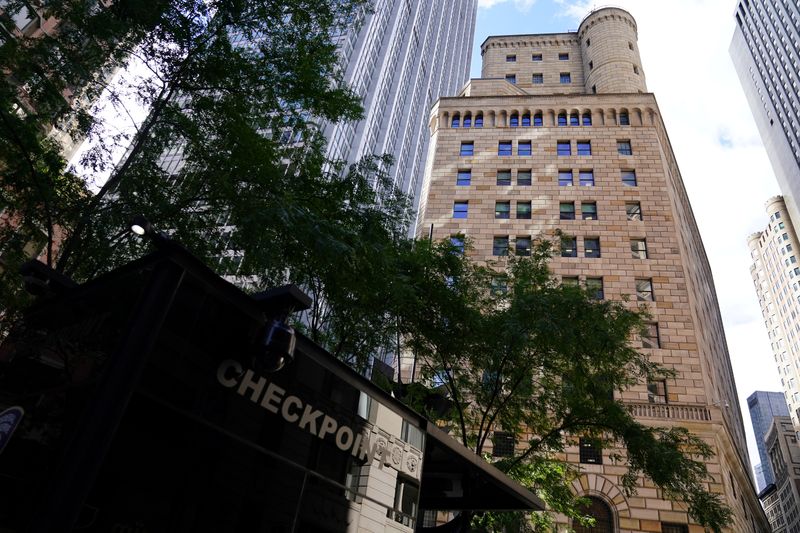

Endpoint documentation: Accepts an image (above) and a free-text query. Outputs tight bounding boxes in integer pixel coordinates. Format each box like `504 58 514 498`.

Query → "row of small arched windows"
452 111 630 128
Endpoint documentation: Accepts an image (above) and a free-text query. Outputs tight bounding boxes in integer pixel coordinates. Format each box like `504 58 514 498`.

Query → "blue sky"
471 0 571 77
469 0 782 471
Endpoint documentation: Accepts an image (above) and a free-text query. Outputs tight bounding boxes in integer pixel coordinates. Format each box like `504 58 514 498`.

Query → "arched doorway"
571 496 614 533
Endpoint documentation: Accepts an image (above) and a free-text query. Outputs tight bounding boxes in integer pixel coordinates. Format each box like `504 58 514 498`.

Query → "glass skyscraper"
730 0 800 223
747 390 790 491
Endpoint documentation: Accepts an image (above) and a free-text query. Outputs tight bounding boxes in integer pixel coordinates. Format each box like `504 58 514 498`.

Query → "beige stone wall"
419 88 768 532
578 7 647 94
480 33 585 95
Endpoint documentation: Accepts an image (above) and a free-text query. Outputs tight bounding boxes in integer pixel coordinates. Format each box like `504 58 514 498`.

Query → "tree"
390 238 732 532
0 0 413 358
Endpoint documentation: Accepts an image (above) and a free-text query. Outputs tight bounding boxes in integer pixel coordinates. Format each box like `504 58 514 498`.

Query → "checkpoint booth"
0 244 541 532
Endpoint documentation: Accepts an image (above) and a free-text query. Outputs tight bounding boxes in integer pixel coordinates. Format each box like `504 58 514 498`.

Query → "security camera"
251 319 296 373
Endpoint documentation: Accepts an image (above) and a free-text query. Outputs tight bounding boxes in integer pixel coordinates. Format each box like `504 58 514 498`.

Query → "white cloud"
555 0 782 469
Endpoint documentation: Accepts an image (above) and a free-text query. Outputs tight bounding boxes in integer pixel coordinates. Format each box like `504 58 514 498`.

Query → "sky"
471 0 781 470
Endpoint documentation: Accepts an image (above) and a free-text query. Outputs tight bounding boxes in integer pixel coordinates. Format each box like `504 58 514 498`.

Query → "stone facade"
414 7 768 532
765 416 800 532
747 197 800 432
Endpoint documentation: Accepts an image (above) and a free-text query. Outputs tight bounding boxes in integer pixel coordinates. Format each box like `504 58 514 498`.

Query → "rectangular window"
621 170 637 186
647 379 668 404
579 170 595 186
456 170 471 186
626 202 642 220
581 202 597 220
560 72 571 84
617 140 632 155
661 525 688 533
562 276 579 287
517 201 532 219
579 438 602 464
631 238 648 259
453 201 468 218
619 112 630 125
642 323 660 348
506 54 516 62
532 53 542 61
492 431 515 457
498 141 512 156
460 141 474 156
532 73 543 84
584 237 601 258
560 202 575 220
635 278 654 301
518 141 532 156
557 141 571 156
533 113 543 127
577 141 592 156
558 170 573 187
496 170 512 186
561 237 577 257
517 170 532 186
450 235 465 254
493 236 509 256
505 74 517 84
586 277 604 299
495 201 510 219
391 477 420 527
515 236 532 256
559 52 569 60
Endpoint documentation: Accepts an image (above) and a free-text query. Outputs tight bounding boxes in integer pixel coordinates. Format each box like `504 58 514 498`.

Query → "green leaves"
390 240 731 532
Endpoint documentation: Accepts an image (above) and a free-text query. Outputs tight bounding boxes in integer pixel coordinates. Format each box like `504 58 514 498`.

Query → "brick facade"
414 7 768 532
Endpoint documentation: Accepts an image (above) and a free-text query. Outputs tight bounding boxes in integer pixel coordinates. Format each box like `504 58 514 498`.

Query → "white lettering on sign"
216 359 422 478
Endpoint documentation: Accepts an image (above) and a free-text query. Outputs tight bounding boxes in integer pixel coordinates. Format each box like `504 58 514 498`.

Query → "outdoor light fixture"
129 214 171 248
251 319 296 373
249 285 311 373
130 215 152 236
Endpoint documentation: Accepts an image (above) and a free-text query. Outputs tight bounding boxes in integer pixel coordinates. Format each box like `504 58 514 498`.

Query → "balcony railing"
627 403 712 422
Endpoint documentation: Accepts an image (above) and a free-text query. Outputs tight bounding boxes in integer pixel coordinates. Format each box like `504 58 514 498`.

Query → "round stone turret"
578 7 646 94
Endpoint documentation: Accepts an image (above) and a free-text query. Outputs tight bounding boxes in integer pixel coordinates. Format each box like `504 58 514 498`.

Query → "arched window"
522 113 531 127
570 112 580 126
510 113 519 127
558 113 567 126
534 113 543 127
582 112 592 126
463 113 472 128
474 113 483 127
572 497 614 533
452 114 460 128
619 111 630 126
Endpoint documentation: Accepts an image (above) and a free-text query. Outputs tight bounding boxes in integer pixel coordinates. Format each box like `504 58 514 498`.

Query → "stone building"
414 7 768 532
747 197 800 434
765 416 800 532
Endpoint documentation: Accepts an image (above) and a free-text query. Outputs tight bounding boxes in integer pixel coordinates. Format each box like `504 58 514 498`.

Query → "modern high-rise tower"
746 390 790 491
415 7 768 531
323 0 477 232
730 0 800 224
747 197 800 431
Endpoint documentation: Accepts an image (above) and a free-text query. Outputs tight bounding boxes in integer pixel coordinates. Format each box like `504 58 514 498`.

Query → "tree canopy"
389 239 732 532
